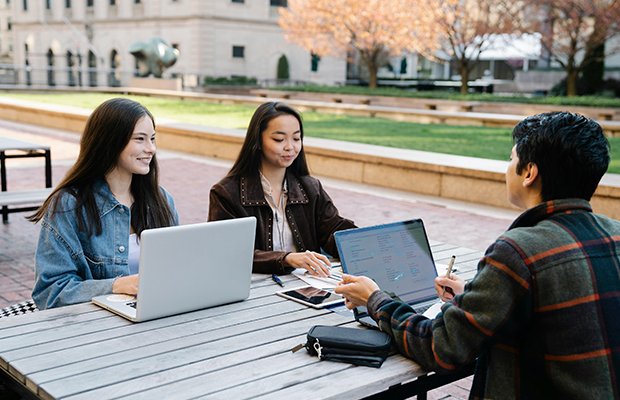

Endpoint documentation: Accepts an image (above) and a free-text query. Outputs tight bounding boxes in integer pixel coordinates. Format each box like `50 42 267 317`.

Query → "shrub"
203 75 257 86
277 55 290 80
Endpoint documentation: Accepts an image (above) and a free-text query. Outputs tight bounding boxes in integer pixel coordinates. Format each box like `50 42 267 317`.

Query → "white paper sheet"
292 267 343 289
422 302 444 319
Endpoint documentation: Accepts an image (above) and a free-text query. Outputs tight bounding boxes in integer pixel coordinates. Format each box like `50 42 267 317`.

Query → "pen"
445 255 456 277
441 255 456 297
271 274 285 288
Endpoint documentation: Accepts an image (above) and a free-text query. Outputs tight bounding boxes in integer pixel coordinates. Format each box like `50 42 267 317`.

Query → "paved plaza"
0 118 519 399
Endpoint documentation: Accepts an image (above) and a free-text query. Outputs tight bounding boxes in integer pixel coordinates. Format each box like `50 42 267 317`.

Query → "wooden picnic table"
0 242 482 400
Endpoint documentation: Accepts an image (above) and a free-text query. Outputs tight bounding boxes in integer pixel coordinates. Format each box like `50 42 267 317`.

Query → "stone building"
10 0 346 88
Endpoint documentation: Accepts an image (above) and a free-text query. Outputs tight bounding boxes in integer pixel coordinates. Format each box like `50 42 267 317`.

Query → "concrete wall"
0 98 618 220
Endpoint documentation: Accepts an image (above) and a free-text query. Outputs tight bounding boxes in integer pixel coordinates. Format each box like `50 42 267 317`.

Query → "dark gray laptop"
92 217 256 322
334 219 439 328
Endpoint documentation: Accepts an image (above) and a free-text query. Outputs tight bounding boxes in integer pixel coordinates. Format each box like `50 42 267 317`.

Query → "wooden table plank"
207 352 427 400
0 313 131 357
0 308 110 340
24 301 312 390
0 303 100 331
4 295 285 369
64 316 353 400
39 311 350 399
14 298 302 380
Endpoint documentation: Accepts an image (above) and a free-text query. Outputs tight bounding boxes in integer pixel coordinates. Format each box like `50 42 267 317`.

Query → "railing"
0 64 205 90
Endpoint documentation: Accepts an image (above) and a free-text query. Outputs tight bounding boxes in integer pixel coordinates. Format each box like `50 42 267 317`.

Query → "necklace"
273 192 286 251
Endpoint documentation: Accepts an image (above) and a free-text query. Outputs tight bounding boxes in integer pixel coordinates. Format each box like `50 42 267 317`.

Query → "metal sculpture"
129 38 179 78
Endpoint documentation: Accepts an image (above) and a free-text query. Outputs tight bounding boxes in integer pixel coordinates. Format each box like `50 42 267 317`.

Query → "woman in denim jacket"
28 98 178 309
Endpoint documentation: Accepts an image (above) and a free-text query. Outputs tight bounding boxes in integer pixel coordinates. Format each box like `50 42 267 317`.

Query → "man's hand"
434 274 465 302
334 274 380 309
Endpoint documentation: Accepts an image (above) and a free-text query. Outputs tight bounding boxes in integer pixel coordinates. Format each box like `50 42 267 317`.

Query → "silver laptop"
334 219 439 328
92 217 256 322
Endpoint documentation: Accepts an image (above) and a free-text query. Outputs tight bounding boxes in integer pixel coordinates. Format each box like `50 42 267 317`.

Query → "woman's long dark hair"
227 102 310 178
28 98 175 237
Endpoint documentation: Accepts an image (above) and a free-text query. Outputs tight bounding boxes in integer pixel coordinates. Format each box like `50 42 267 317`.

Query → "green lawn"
1 92 618 173
276 85 620 108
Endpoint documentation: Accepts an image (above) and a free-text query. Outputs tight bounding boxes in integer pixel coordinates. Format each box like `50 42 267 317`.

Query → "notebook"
92 217 256 322
334 219 440 328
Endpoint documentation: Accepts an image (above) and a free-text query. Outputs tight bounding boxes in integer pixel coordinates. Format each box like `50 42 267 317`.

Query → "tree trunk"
580 42 605 95
566 68 578 96
367 60 378 89
581 20 607 95
459 61 469 95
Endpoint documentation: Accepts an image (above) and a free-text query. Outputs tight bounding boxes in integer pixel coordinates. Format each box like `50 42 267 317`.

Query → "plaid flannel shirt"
368 199 620 399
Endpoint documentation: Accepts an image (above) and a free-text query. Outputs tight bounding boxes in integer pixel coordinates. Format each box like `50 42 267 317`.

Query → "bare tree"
534 0 620 96
426 0 525 94
278 0 436 88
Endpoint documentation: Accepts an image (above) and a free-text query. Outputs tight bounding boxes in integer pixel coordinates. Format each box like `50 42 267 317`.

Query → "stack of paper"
292 267 343 289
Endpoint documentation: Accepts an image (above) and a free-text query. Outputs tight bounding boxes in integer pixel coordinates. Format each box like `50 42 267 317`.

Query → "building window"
87 0 93 6
231 0 244 3
47 48 56 86
134 0 141 3
22 0 27 11
7 17 11 31
45 0 51 9
65 0 71 8
109 0 115 5
270 0 287 6
88 50 97 87
66 51 76 86
232 46 245 59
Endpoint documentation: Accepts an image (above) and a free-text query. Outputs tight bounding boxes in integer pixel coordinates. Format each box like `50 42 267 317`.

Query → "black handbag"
303 325 392 368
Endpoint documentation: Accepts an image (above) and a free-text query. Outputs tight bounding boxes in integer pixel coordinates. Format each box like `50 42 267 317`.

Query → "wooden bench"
249 90 290 99
598 111 615 121
0 188 53 222
458 102 481 112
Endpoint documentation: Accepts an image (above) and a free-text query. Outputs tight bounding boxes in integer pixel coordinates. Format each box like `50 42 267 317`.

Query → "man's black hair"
512 111 610 201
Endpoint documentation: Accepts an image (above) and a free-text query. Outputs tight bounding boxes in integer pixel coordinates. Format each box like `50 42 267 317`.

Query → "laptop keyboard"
127 301 137 309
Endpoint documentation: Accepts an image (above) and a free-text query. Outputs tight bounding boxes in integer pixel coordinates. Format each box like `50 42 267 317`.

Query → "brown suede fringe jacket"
208 171 356 274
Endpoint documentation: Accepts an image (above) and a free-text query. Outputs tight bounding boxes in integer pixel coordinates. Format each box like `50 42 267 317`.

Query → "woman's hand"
112 274 139 295
434 274 465 302
334 274 380 309
284 251 331 276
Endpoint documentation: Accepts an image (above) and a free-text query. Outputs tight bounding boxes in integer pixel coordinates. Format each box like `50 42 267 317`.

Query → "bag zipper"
313 338 323 360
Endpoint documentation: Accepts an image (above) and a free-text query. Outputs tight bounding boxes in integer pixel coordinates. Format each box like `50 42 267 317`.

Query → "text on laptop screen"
336 220 437 304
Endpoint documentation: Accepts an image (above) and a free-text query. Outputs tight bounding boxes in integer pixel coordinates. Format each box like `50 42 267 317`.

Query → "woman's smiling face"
114 115 156 178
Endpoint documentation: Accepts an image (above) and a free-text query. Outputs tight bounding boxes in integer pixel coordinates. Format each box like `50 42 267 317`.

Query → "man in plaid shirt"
336 112 619 399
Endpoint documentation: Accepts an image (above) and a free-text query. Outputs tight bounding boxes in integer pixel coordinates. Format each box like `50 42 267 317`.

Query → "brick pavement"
0 119 519 399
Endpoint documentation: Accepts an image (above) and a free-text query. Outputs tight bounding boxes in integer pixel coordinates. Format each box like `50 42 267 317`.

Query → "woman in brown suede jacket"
208 102 356 275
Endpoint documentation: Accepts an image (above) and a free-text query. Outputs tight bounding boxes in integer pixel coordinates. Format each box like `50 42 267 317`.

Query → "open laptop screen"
335 219 438 305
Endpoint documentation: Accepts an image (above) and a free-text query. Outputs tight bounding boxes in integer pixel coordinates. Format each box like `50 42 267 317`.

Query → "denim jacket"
32 180 179 309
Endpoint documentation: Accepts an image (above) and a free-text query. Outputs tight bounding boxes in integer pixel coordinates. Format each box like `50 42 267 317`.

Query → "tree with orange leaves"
426 0 526 94
532 0 620 96
278 0 437 89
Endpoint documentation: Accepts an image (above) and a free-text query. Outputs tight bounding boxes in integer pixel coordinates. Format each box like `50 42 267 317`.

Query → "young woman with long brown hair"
208 102 355 276
29 98 178 309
